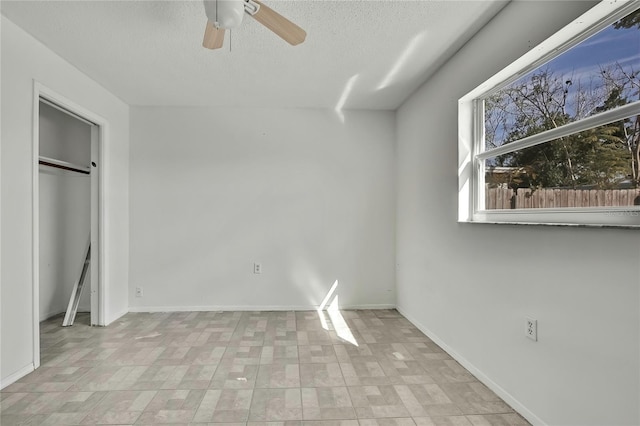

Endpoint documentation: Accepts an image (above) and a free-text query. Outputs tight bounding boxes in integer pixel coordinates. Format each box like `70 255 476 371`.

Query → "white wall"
39 103 91 319
129 107 395 311
39 172 91 318
1 17 130 386
396 2 640 426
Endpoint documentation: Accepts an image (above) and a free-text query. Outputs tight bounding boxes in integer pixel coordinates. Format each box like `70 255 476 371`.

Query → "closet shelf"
39 156 90 175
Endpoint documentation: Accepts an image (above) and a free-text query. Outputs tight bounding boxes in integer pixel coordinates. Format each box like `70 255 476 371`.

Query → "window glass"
484 117 640 210
459 3 640 225
484 10 640 152
486 117 638 188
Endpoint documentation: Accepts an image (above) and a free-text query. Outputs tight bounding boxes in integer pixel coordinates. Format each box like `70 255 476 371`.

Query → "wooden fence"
486 187 640 209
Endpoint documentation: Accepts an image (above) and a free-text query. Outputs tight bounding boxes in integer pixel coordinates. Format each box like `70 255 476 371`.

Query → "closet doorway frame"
31 82 107 369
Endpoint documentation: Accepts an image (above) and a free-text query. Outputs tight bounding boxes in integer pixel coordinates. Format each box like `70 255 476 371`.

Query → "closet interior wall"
39 102 91 320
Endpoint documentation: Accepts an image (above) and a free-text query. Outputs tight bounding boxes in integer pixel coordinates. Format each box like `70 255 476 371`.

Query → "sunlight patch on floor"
316 279 358 346
327 294 358 346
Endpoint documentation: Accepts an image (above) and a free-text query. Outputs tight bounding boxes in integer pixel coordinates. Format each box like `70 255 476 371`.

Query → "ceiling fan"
202 0 306 49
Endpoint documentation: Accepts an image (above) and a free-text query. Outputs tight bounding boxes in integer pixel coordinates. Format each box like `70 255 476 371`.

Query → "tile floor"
1 310 530 425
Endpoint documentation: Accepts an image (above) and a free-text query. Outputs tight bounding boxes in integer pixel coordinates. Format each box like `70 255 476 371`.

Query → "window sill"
465 208 640 228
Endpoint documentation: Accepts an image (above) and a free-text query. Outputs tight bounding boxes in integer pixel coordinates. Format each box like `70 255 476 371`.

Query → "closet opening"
33 88 104 368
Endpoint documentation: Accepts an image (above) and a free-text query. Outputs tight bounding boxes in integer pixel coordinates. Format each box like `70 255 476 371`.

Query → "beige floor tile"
439 383 513 415
193 423 245 426
465 413 530 426
301 421 359 426
0 391 67 415
393 384 462 417
339 361 391 386
14 366 90 384
299 345 338 363
80 389 156 423
377 359 435 385
2 381 75 393
260 345 300 365
301 387 356 420
265 330 299 346
81 409 142 424
417 360 477 384
333 344 377 363
347 385 411 418
56 391 107 413
193 388 253 423
0 392 29 411
300 363 345 387
209 361 259 388
412 418 437 426
184 345 227 365
358 419 416 426
249 388 303 421
40 412 88 426
0 413 51 426
144 389 205 411
429 416 474 426
1 311 530 426
223 346 264 363
135 409 196 424
248 422 303 426
256 363 301 388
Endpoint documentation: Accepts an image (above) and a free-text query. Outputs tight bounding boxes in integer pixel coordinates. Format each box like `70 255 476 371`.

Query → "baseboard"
127 303 397 313
396 305 546 426
347 304 397 310
0 363 34 390
128 305 315 313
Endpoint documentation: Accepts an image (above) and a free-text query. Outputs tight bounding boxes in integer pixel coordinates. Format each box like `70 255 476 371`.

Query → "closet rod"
39 156 90 175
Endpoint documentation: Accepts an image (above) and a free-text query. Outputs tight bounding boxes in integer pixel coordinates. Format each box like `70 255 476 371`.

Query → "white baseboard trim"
0 363 35 390
347 304 397 310
127 304 397 313
128 305 315 313
396 305 546 426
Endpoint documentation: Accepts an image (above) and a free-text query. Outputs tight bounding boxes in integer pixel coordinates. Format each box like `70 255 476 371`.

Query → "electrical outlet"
253 263 262 274
525 317 537 341
135 287 143 298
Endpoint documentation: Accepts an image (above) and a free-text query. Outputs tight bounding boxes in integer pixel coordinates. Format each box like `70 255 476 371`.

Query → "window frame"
458 0 640 228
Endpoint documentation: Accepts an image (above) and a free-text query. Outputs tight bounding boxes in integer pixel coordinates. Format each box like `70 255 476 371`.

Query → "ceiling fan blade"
203 20 225 49
250 1 306 46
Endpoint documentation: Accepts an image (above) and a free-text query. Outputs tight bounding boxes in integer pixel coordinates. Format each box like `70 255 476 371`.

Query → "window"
459 1 640 227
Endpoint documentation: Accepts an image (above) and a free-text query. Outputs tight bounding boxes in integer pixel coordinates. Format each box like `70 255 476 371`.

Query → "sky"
551 24 639 88
487 15 639 150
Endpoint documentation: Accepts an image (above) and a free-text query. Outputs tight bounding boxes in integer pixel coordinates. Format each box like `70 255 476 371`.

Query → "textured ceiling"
1 0 506 109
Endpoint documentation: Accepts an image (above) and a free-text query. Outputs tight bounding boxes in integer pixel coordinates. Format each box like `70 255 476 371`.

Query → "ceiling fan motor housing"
203 0 245 28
